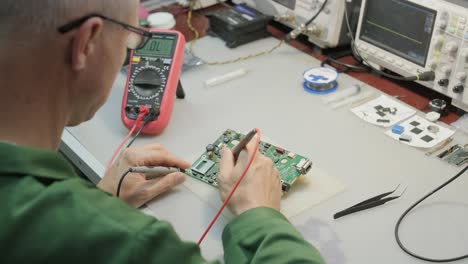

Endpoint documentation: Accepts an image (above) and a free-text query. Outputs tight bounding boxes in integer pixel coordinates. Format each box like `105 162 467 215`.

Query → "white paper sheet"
351 95 416 127
385 115 455 148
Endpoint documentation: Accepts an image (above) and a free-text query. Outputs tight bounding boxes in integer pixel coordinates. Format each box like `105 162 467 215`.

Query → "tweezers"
334 185 406 219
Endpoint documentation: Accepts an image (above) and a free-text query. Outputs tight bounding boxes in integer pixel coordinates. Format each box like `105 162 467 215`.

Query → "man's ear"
70 17 104 71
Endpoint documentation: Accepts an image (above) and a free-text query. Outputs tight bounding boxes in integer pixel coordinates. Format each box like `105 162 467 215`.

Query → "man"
0 0 325 263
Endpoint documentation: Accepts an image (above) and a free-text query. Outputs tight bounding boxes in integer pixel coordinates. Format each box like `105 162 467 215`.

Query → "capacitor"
276 147 285 154
206 144 215 152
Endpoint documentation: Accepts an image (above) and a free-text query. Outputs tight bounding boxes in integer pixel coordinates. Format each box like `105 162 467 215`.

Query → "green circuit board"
185 129 313 193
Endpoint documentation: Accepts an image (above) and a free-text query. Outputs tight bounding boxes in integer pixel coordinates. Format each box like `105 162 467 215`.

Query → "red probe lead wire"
198 128 261 245
106 106 149 173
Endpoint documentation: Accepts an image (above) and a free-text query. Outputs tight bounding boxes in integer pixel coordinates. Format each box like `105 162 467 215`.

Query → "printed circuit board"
185 129 312 192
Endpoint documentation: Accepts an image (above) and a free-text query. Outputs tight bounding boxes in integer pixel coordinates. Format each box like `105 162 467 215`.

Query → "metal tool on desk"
438 144 462 159
334 185 406 219
425 137 453 156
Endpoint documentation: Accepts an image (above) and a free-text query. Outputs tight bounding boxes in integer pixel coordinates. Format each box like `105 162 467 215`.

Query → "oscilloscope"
232 0 362 49
355 0 468 110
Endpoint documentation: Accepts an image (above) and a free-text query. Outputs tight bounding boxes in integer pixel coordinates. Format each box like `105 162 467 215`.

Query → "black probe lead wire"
116 169 131 198
118 114 153 197
395 164 468 262
304 0 328 26
126 121 149 148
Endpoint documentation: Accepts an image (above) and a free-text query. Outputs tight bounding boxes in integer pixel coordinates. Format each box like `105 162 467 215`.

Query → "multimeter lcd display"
136 38 175 57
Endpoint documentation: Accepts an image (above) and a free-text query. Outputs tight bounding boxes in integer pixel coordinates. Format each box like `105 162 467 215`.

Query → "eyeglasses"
58 13 152 50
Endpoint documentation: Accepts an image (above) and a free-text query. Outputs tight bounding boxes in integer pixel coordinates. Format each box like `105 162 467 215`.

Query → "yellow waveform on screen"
366 20 423 45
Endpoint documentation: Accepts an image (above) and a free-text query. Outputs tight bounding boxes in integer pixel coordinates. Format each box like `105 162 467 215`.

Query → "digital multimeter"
122 29 185 134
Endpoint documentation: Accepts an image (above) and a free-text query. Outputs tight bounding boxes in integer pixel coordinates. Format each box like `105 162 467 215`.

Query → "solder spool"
303 67 338 94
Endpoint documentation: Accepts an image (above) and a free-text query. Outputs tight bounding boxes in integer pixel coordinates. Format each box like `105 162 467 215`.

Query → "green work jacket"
0 142 325 263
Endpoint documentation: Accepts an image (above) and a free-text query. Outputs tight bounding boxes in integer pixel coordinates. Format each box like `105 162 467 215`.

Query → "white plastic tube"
323 84 361 104
331 90 375 109
204 68 249 87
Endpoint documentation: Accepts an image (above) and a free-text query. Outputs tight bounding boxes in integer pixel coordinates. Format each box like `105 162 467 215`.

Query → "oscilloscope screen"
359 0 436 66
272 0 296 9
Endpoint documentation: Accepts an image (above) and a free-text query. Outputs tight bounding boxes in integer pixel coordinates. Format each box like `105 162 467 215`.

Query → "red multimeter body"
122 29 185 134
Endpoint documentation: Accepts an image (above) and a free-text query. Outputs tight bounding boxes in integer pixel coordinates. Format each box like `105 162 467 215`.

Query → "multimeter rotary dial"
130 65 167 101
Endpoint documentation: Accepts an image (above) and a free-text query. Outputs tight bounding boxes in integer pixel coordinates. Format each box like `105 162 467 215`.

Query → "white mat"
183 166 346 220
351 95 416 127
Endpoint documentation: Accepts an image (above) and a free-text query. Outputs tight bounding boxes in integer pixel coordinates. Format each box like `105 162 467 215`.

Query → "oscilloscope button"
456 72 467 81
441 65 452 76
439 19 448 30
445 42 459 53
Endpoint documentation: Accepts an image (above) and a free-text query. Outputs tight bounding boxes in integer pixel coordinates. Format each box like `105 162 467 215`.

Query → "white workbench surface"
62 37 468 263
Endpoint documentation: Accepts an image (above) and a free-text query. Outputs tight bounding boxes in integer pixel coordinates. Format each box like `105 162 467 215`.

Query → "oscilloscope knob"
438 19 448 30
453 85 465 94
445 41 459 54
456 72 467 81
438 79 450 87
440 65 452 76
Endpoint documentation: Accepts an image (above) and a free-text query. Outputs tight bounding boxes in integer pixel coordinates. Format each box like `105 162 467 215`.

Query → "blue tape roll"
303 81 338 94
303 67 339 95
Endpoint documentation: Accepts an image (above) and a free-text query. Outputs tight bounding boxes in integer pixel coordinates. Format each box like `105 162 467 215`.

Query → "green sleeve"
222 207 325 264
1 176 219 264
129 218 219 264
1 176 323 263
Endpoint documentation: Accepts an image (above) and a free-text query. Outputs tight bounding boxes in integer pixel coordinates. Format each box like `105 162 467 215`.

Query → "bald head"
0 0 141 146
0 0 135 44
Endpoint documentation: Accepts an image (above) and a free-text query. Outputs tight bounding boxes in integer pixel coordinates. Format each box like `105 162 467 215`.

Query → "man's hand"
218 138 282 216
97 143 190 208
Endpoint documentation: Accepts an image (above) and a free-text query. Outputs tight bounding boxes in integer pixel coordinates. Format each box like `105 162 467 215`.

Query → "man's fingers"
124 144 190 168
245 134 260 152
236 135 260 167
143 143 166 151
140 151 191 169
145 172 186 198
219 147 234 178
